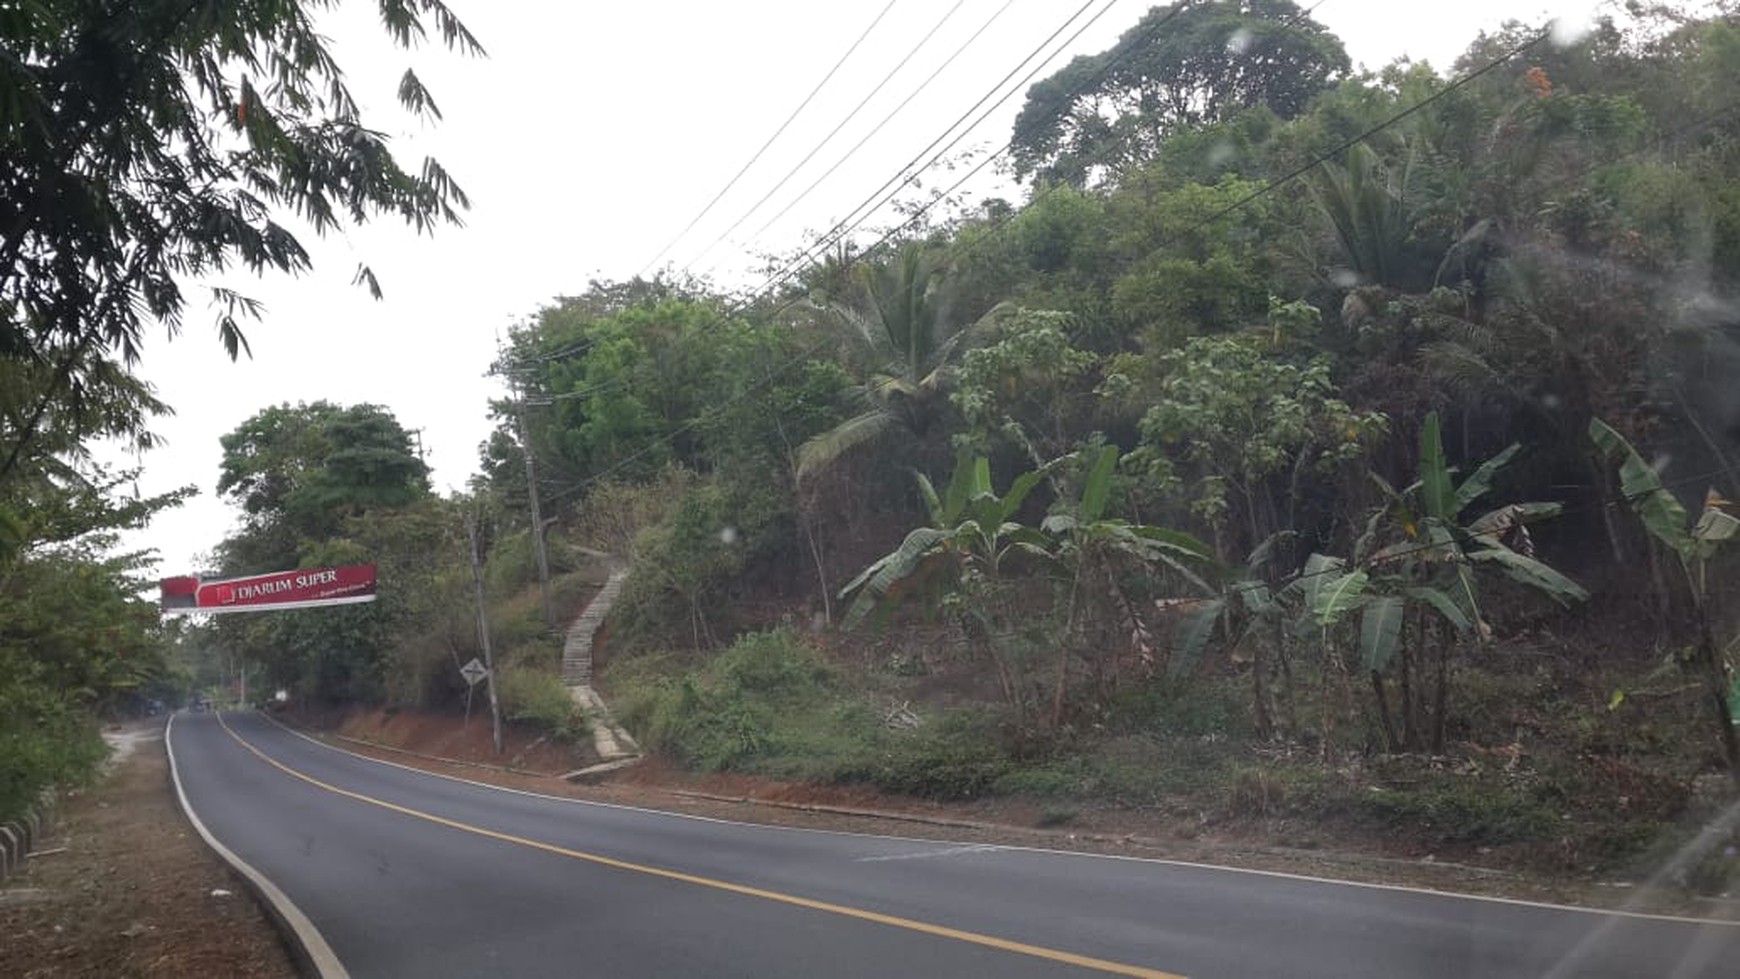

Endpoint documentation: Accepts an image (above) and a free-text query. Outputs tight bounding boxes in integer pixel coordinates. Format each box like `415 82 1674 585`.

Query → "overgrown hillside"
12 0 1740 898
487 3 1740 891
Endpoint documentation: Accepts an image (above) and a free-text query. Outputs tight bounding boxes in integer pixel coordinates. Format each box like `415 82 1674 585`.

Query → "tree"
1011 1 1349 186
218 401 428 551
1354 413 1585 752
796 244 1009 480
841 448 1211 726
1127 327 1384 560
839 451 1057 717
1040 444 1214 724
1592 418 1740 782
212 401 429 700
0 0 482 482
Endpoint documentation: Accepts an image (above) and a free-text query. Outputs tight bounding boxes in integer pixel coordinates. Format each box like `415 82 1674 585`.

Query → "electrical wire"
531 8 1593 514
750 0 1022 241
681 0 975 273
769 0 1126 281
633 0 903 279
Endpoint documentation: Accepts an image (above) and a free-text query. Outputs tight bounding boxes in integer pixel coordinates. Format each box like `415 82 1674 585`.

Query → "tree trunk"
1589 456 1628 566
1372 671 1400 753
1432 633 1451 755
1051 571 1082 730
1399 607 1421 751
1320 638 1340 764
1693 601 1740 785
1253 635 1275 741
1276 618 1296 737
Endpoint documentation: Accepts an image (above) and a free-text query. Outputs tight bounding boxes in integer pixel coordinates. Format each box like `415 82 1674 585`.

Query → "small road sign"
460 658 488 687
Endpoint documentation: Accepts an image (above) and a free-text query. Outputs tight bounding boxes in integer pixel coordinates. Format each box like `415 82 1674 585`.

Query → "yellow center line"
214 713 1184 978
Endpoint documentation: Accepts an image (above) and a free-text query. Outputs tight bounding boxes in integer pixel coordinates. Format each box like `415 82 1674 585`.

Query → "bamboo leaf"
1359 595 1405 671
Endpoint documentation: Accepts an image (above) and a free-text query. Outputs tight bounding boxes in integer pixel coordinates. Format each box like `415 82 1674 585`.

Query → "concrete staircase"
561 569 627 686
560 568 641 775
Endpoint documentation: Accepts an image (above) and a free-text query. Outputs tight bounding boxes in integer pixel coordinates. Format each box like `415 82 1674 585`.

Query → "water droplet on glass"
1649 453 1672 476
1208 141 1236 167
1226 28 1253 55
719 526 739 545
1330 269 1362 289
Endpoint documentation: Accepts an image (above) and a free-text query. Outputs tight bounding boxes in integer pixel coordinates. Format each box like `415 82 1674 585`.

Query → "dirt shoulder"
0 720 297 979
273 713 1740 922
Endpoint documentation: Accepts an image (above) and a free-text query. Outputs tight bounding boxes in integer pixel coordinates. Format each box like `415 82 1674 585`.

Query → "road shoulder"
0 719 298 978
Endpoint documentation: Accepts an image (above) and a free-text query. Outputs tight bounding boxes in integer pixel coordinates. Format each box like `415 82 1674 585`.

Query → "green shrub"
497 667 587 743
0 687 105 822
1358 777 1560 845
858 710 1014 800
1103 676 1245 739
614 630 855 772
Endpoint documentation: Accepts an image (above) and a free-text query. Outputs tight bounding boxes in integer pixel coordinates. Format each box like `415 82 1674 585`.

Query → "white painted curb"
165 713 350 979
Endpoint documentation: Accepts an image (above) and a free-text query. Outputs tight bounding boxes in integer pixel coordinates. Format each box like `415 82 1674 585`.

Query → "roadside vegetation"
6 0 1740 898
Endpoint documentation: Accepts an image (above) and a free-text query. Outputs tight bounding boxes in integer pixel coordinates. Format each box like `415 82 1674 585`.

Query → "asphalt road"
166 711 1739 978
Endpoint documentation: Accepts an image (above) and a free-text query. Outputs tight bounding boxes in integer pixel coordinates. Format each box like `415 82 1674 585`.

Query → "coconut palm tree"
796 243 1011 480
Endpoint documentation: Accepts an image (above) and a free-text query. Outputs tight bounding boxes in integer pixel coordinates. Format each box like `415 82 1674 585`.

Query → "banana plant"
1041 444 1214 724
1301 413 1586 753
1591 418 1740 782
838 450 1057 630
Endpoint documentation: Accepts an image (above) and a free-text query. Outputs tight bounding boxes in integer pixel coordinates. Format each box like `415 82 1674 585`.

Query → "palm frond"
795 408 900 480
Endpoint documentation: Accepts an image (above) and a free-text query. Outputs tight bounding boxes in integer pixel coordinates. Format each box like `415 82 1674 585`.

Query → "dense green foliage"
0 0 478 816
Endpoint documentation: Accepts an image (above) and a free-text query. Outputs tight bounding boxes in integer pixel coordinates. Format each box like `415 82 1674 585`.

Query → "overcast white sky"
105 0 1610 575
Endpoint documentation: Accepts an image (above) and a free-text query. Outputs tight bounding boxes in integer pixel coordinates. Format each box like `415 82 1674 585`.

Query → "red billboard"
160 565 377 614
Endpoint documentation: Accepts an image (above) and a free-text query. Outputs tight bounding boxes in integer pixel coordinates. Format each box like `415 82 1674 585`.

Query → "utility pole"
515 384 555 630
495 346 555 631
464 505 505 755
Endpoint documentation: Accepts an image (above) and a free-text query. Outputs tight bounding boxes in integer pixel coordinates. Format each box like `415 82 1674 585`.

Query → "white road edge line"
254 712 1740 930
166 713 351 979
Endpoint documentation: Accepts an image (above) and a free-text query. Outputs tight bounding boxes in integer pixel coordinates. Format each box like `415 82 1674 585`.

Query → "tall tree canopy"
0 0 482 483
1011 0 1349 186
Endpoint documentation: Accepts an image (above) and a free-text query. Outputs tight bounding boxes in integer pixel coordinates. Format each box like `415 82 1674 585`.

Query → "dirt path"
0 720 296 978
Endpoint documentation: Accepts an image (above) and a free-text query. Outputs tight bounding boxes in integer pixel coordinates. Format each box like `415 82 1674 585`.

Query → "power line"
633 0 903 279
771 0 1123 279
535 1 1216 506
1165 28 1549 249
750 0 1022 241
529 15 1571 509
681 0 975 274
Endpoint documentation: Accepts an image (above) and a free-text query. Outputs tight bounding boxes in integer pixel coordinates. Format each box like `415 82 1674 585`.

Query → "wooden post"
465 506 504 755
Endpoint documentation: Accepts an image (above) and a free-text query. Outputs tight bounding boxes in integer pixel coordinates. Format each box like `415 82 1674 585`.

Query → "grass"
604 631 1734 884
